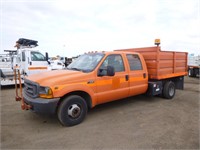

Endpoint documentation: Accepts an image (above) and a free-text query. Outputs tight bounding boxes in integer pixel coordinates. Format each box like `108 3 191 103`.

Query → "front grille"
24 79 39 98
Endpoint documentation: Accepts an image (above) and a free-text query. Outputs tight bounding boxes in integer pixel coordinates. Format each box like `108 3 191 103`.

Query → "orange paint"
115 46 188 80
28 66 48 70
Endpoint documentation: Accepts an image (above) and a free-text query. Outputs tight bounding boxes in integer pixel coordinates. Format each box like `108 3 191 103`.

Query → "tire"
163 81 176 99
57 95 87 126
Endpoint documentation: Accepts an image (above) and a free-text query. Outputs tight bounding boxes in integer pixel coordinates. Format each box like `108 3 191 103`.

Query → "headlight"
39 86 53 98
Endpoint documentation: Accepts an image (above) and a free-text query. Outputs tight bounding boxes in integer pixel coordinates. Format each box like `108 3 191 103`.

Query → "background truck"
0 51 17 84
188 54 200 77
1 38 64 86
49 56 78 67
16 40 187 126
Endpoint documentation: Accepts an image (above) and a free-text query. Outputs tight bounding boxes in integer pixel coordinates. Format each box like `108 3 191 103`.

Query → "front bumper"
23 92 60 114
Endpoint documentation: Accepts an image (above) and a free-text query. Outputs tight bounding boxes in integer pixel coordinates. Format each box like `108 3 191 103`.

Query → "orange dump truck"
15 43 187 126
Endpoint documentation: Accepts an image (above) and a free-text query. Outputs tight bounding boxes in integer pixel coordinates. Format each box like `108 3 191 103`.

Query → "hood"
26 70 92 86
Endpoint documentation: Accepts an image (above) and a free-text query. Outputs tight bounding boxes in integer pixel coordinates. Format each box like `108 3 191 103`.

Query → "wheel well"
56 91 92 112
162 76 184 90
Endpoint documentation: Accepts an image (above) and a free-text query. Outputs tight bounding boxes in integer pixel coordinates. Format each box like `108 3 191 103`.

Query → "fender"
52 83 97 107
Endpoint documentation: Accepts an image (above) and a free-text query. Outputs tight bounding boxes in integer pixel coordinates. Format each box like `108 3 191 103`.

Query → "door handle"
125 75 129 81
143 73 146 78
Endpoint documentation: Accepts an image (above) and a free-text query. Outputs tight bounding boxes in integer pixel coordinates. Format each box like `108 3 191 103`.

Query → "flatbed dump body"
115 46 188 80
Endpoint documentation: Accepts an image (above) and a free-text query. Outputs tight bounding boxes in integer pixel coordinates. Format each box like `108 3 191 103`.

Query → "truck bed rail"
115 46 188 80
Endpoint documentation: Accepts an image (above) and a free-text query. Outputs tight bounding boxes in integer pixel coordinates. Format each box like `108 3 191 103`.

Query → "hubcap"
169 86 175 96
68 104 81 118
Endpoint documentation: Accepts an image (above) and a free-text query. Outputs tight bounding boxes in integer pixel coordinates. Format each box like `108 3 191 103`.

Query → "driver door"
96 54 129 104
28 51 48 75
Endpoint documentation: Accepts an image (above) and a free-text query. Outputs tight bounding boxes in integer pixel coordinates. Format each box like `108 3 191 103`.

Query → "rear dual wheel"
163 81 176 99
57 95 87 126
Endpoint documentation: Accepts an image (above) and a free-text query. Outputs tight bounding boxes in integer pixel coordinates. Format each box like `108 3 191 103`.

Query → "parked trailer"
188 54 200 77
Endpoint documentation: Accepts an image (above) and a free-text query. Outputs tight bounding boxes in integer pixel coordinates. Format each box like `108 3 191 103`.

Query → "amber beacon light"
154 39 160 46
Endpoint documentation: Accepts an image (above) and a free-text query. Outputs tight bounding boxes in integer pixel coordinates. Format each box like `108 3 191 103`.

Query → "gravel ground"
0 76 199 149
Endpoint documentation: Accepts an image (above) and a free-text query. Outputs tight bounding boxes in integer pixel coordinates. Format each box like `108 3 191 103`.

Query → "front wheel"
57 95 87 126
163 81 176 99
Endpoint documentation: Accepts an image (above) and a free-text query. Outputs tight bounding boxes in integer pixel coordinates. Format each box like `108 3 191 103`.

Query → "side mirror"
98 65 115 77
45 52 51 64
107 66 115 76
45 52 49 61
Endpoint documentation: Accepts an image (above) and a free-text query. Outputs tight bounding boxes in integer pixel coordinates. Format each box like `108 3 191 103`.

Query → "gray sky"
1 0 200 57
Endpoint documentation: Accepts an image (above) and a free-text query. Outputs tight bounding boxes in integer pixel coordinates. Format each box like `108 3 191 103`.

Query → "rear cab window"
126 54 143 71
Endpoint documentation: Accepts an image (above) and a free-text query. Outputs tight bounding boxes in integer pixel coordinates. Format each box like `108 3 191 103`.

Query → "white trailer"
188 54 200 77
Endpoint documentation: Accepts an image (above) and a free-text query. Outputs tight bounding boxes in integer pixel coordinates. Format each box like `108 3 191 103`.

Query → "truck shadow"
1 84 25 91
88 94 158 114
29 94 160 127
1 85 16 90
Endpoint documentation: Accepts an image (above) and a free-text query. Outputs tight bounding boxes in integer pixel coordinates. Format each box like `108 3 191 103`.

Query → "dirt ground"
0 76 199 149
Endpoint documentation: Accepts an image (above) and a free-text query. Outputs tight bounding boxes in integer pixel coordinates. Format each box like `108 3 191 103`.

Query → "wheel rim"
68 104 81 119
169 85 175 96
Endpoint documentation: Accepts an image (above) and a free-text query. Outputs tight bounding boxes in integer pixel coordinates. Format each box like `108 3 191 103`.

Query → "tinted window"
126 54 143 70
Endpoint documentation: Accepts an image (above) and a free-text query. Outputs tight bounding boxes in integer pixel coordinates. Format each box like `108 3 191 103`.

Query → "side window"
126 54 143 71
100 54 125 73
22 51 25 62
31 51 45 61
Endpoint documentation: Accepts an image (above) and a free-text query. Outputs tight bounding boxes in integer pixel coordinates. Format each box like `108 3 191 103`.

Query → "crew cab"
17 45 187 126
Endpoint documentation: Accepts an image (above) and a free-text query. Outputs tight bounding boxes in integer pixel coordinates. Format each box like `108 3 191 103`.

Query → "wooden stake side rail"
115 46 188 80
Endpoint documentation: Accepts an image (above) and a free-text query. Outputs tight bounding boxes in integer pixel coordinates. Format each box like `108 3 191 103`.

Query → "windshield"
67 53 105 72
